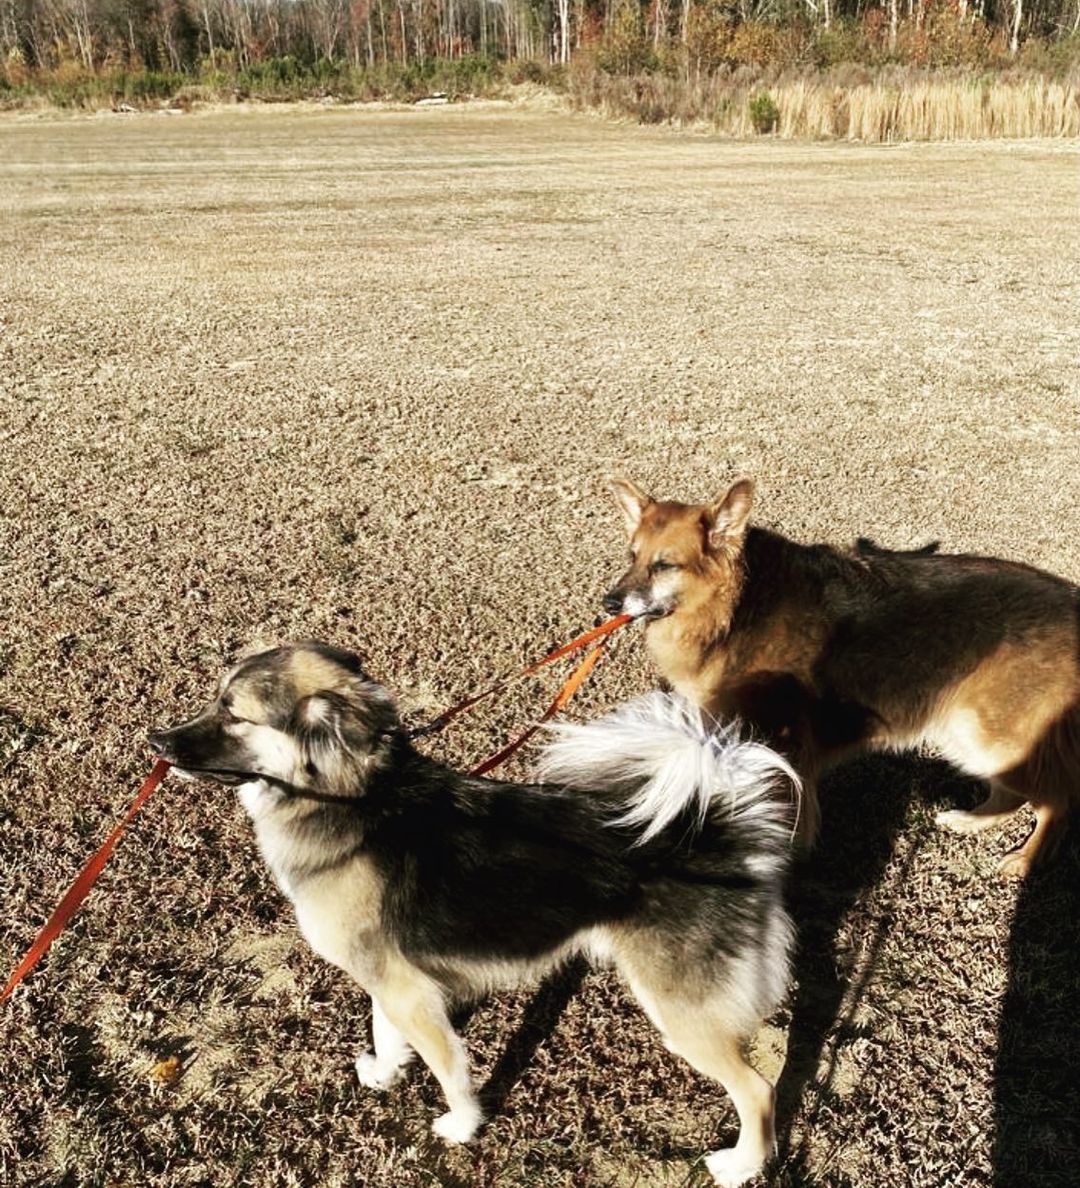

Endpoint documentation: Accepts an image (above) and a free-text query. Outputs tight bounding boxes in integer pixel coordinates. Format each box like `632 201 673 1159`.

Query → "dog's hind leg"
997 801 1069 879
936 779 1026 836
373 967 484 1143
623 973 776 1188
355 997 415 1091
985 705 1078 877
661 1010 775 1188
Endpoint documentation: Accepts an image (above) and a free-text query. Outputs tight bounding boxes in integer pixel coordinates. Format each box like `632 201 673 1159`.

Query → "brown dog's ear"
610 478 651 538
706 479 754 551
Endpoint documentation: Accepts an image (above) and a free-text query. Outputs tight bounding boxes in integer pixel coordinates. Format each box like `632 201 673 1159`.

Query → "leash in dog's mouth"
171 765 249 786
2 615 635 1003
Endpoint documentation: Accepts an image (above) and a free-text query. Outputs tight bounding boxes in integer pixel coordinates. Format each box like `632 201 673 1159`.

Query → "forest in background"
2 0 1079 137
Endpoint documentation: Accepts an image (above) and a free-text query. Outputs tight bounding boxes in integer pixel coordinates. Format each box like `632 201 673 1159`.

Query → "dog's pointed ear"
610 477 651 538
292 687 397 795
705 479 754 551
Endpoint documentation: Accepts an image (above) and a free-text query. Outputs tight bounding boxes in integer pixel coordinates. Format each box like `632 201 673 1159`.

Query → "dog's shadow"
993 833 1080 1187
776 758 1080 1186
449 959 588 1117
773 752 944 1173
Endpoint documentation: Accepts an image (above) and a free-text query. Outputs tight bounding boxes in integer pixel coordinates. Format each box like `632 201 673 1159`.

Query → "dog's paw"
997 851 1031 880
432 1104 484 1144
354 1051 407 1091
935 808 991 836
704 1147 764 1188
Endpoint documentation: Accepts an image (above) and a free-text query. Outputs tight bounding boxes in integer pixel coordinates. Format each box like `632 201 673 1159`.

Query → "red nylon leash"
408 614 633 741
1 758 171 1004
2 615 634 1002
471 634 615 776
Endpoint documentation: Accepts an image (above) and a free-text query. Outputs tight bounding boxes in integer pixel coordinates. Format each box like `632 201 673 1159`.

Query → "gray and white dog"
150 641 798 1187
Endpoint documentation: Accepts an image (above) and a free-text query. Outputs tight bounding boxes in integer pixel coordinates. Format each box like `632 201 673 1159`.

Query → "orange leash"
1 758 171 1004
471 634 614 776
409 614 633 741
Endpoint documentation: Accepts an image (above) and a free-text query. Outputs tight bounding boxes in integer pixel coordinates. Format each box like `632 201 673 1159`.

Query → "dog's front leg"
355 997 415 1091
374 974 484 1143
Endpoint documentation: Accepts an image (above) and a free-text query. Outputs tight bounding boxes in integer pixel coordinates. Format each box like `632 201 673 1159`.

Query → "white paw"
704 1147 765 1188
935 808 988 836
354 1051 407 1091
431 1104 484 1144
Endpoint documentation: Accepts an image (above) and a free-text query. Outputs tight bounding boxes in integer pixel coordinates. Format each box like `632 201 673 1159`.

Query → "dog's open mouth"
173 766 260 787
637 603 674 622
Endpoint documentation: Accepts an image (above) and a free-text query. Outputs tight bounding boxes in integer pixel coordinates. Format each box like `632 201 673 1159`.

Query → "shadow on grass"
59 1019 119 1101
774 753 968 1181
478 957 588 1116
993 831 1080 1187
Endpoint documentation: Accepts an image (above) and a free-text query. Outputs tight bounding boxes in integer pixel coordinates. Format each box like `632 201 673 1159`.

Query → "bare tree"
555 0 569 62
65 0 95 66
308 0 346 59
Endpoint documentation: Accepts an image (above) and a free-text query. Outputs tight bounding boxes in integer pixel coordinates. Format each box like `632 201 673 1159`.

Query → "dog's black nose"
603 591 624 615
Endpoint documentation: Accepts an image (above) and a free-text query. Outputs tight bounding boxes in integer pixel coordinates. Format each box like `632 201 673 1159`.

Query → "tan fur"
286 649 359 699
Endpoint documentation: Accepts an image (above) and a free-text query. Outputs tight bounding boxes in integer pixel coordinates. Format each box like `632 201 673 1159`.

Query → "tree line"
2 0 1078 79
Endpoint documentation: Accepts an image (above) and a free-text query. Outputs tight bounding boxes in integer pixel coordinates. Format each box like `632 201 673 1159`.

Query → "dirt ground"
1 103 1078 1188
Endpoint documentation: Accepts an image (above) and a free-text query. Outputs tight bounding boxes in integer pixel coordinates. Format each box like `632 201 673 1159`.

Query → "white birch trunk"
556 0 569 64
1009 0 1022 52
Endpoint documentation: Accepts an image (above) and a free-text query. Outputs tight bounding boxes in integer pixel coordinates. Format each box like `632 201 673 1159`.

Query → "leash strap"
408 614 632 740
471 634 614 776
1 758 171 1003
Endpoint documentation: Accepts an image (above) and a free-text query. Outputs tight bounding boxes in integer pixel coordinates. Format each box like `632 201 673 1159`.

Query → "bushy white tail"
537 692 799 844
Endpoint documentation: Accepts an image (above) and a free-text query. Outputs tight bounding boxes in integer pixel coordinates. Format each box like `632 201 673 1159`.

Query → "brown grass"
1 105 1079 1188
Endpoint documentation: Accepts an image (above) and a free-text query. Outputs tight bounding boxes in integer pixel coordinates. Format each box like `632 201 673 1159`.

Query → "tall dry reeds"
569 64 1080 141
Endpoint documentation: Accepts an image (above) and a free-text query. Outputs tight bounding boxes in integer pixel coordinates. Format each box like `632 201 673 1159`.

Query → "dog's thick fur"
604 479 1080 877
150 642 798 1187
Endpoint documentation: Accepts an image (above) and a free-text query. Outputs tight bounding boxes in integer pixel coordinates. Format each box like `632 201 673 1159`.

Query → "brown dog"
603 478 1080 877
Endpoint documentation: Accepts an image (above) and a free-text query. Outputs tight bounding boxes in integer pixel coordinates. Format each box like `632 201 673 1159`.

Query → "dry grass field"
1 103 1078 1188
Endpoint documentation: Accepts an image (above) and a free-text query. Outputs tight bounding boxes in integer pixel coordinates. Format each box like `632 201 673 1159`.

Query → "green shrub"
748 90 779 133
506 58 549 85
124 70 186 100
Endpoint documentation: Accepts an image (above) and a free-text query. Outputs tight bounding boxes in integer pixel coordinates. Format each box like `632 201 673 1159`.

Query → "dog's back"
360 694 797 998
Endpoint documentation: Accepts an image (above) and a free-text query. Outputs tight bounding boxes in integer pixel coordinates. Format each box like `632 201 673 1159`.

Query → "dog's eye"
650 560 678 575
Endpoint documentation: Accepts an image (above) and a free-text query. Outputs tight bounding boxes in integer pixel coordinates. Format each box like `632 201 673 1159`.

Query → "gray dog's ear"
291 686 398 795
610 477 651 538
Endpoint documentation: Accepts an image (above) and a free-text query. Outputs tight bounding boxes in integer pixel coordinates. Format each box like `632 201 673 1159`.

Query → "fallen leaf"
149 1055 182 1087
